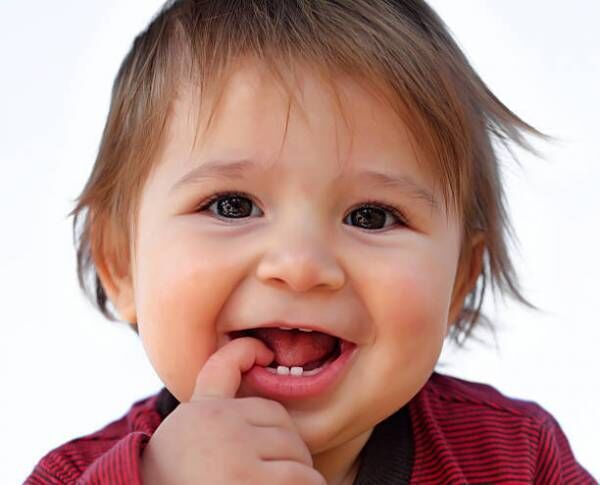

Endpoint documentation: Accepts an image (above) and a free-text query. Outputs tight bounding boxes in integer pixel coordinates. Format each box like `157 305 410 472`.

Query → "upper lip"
230 320 353 343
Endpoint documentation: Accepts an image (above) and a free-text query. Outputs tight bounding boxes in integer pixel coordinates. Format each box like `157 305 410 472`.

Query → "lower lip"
243 341 358 400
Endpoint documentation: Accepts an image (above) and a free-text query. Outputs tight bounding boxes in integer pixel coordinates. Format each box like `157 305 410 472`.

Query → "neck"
312 428 373 485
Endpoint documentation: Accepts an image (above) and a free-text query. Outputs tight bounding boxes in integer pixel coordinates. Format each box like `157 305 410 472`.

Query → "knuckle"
261 397 289 418
279 463 315 484
267 399 288 415
304 469 327 485
314 473 327 485
242 396 289 419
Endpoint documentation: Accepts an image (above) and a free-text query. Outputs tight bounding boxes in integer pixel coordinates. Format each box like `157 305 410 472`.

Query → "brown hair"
71 0 549 347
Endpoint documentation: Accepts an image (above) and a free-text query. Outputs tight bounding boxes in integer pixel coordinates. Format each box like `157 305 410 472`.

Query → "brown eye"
196 192 409 230
198 192 260 219
344 203 407 231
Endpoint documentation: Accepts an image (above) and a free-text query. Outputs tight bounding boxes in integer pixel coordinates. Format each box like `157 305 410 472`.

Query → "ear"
92 217 137 324
447 231 485 331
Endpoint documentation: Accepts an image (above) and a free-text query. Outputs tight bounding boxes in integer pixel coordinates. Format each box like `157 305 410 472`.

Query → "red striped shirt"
25 372 596 484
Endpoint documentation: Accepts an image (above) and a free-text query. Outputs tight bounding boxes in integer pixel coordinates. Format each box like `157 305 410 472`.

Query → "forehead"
160 57 443 212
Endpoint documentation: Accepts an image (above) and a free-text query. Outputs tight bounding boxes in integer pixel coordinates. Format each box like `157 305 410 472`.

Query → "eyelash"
195 190 410 230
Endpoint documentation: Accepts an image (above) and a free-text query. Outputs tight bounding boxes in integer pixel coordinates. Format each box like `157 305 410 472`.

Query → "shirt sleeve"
534 414 596 484
24 431 151 485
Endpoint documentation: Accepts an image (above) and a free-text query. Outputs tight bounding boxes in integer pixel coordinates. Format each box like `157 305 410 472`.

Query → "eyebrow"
170 158 439 210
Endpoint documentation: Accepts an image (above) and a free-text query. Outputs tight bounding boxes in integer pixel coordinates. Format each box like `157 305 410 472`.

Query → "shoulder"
407 372 595 484
58 391 163 447
410 371 555 455
419 371 552 422
25 391 163 484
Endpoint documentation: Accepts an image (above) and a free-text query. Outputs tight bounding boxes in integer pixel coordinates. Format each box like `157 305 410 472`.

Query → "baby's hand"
139 337 326 485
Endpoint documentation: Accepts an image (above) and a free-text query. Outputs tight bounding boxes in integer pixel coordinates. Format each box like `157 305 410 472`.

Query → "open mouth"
232 327 358 400
229 328 344 377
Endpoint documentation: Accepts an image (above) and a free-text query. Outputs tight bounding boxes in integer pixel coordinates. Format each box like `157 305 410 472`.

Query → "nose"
255 217 345 293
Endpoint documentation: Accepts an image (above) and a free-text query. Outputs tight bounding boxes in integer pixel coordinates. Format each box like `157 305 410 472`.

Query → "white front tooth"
298 328 313 332
278 327 292 331
290 366 303 376
276 365 290 375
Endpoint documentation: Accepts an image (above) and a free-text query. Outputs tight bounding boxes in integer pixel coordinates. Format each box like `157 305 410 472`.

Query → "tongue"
252 328 337 367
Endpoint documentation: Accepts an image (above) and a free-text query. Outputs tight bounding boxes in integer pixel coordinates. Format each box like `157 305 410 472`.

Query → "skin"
97 57 484 484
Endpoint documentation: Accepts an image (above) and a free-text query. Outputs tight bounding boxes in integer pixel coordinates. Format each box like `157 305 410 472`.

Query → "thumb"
190 336 274 401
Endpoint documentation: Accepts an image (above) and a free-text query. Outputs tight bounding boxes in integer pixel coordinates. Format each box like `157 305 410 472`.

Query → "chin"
292 412 352 454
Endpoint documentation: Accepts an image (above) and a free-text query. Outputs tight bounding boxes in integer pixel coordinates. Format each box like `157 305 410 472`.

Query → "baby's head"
72 0 543 454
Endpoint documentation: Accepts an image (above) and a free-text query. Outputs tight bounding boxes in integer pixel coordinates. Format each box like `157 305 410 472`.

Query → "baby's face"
128 59 464 452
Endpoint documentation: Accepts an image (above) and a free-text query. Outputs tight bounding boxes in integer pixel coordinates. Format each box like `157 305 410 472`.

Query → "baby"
27 1 594 484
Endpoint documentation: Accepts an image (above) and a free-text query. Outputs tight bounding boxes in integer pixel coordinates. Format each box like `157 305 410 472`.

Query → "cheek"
132 227 242 401
364 248 455 367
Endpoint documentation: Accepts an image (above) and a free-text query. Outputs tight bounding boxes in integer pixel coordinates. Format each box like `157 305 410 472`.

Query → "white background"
1 1 598 482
